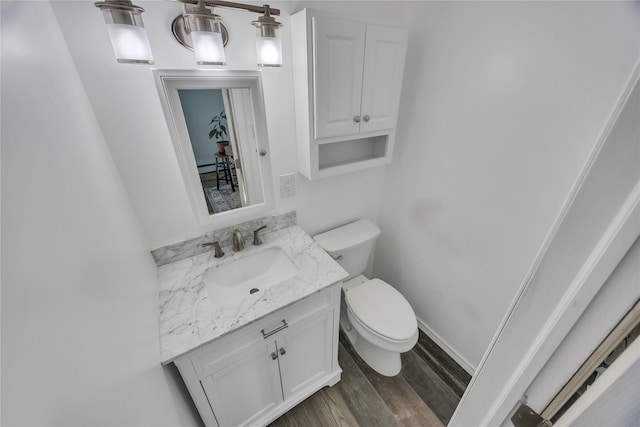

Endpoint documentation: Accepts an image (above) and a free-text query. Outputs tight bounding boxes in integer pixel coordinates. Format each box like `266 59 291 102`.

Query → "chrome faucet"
232 229 245 252
202 241 224 258
253 225 268 246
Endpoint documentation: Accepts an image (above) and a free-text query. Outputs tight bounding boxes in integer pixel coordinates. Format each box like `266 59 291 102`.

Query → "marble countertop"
157 225 349 364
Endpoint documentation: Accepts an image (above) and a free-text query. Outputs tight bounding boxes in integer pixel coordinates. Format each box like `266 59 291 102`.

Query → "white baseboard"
416 317 476 376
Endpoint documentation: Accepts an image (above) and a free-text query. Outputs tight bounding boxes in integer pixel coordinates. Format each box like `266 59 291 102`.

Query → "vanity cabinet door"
200 339 283 427
276 308 334 400
174 284 342 426
359 24 408 134
313 18 366 139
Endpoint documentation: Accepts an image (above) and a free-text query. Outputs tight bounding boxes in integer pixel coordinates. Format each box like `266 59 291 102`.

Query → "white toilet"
314 219 418 376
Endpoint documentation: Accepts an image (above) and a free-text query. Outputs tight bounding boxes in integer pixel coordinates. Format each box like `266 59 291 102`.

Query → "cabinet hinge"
511 403 553 427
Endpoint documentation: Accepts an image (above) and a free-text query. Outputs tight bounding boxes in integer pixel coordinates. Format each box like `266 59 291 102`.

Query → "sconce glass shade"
96 1 154 64
183 4 226 66
191 30 226 65
252 8 283 67
255 34 282 67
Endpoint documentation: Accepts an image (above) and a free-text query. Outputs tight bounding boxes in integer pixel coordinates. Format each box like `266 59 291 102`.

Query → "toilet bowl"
343 275 418 375
314 220 418 376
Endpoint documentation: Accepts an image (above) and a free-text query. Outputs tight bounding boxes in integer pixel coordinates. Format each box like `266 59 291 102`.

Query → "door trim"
450 61 640 426
553 337 640 427
542 299 640 420
482 183 639 425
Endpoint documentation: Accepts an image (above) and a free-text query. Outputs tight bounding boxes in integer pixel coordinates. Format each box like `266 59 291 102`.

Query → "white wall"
1 1 199 425
375 1 640 369
50 1 409 248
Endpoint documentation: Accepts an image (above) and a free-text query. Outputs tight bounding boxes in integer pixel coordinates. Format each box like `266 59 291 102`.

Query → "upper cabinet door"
313 18 366 139
359 24 408 134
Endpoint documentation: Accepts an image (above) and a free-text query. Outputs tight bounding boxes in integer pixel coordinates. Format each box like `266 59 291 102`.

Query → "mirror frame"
153 69 274 228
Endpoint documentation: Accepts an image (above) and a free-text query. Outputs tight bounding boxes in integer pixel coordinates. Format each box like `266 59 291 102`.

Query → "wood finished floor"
269 331 471 427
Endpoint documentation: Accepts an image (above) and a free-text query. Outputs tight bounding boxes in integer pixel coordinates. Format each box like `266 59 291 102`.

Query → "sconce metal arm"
177 0 280 16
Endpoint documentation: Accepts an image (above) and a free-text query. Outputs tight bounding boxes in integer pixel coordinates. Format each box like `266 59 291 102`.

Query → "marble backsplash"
151 211 297 266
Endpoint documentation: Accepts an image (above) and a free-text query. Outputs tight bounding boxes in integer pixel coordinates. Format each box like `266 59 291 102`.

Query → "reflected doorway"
178 88 256 214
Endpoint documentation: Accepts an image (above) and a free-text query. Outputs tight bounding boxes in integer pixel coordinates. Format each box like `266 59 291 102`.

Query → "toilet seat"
345 278 417 342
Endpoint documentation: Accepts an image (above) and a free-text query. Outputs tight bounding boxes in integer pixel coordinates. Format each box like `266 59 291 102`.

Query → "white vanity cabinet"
172 284 341 427
291 9 408 180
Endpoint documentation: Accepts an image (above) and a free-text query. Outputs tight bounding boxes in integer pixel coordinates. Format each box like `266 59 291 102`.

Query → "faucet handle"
212 241 224 258
202 241 225 258
253 225 268 246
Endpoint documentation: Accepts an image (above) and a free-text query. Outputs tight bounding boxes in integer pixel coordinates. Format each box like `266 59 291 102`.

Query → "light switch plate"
280 173 296 197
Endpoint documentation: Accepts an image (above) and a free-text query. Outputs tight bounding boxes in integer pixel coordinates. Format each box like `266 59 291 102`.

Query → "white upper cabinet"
292 9 408 180
359 24 408 134
314 20 407 139
313 19 366 139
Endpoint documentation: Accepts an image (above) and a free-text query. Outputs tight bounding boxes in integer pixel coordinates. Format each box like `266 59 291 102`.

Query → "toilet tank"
313 219 381 279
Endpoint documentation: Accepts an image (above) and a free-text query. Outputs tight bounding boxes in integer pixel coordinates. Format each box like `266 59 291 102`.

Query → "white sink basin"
204 246 298 305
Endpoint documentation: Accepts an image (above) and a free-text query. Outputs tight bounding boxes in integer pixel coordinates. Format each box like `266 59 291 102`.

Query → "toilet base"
339 305 403 377
353 336 402 376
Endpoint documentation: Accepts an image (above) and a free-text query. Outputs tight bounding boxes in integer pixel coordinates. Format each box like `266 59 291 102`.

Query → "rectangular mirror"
154 70 274 227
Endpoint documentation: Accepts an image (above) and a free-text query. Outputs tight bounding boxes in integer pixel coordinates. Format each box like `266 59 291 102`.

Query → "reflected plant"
208 111 228 141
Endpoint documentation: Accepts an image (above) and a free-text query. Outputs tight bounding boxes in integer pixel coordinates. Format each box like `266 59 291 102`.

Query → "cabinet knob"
279 347 286 356
271 352 278 360
363 115 370 122
353 115 361 123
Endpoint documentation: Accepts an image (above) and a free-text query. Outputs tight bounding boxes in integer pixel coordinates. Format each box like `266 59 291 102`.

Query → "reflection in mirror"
178 88 263 214
154 70 273 227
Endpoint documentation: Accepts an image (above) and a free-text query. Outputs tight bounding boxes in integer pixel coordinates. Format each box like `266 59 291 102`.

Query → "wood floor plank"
401 350 461 425
412 332 471 398
319 385 360 426
332 343 402 427
269 391 339 427
342 337 445 427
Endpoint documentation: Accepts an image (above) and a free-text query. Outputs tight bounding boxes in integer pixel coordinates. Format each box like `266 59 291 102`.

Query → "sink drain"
249 288 260 294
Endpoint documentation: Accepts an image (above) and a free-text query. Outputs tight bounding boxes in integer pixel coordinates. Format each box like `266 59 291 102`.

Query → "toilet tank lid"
313 219 381 253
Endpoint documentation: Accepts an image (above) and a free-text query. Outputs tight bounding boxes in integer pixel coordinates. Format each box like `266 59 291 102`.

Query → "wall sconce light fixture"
95 0 283 68
182 1 227 65
252 6 283 67
94 0 154 64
